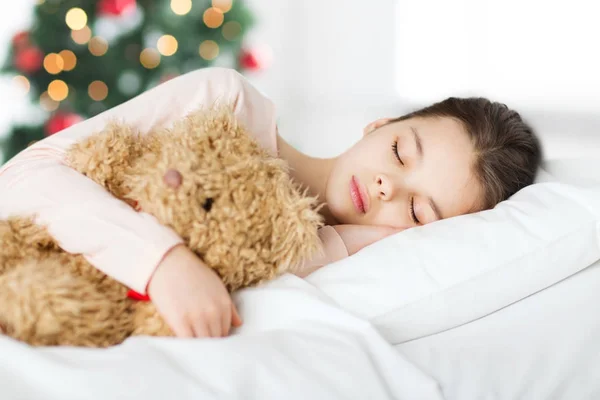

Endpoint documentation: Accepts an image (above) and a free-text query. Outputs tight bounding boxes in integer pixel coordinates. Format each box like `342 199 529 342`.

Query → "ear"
363 118 393 136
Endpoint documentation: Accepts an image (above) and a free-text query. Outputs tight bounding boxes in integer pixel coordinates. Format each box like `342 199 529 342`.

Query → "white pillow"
305 163 600 344
396 252 600 399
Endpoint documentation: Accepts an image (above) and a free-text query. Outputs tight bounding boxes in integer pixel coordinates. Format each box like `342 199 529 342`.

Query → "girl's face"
325 116 483 228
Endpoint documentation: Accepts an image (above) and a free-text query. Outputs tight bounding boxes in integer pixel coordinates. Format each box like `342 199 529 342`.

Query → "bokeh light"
12 75 30 96
88 80 109 101
59 50 77 71
71 26 92 44
171 0 192 15
89 37 109 56
117 70 142 95
40 92 60 111
222 21 241 41
212 0 232 13
203 7 224 28
65 8 88 30
199 40 219 60
140 48 161 69
43 53 64 75
48 80 69 101
157 35 178 56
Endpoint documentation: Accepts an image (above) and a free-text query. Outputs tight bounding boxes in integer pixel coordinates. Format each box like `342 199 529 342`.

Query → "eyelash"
391 141 404 165
391 140 420 225
409 198 420 225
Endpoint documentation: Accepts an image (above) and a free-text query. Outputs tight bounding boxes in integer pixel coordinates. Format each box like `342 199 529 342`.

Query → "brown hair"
391 97 542 210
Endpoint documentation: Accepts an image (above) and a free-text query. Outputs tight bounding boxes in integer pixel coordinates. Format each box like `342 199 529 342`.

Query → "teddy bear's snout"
163 169 183 189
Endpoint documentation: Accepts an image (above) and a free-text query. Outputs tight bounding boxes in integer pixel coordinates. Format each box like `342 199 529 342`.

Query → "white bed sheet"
0 275 443 400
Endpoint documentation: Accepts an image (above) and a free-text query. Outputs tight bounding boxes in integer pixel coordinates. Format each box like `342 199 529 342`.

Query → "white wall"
244 0 402 157
0 1 36 141
395 0 600 114
247 0 600 159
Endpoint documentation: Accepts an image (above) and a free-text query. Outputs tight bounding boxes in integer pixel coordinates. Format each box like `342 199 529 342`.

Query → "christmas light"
140 48 161 69
45 113 84 136
117 71 142 95
222 21 241 41
40 92 59 111
59 50 77 71
71 26 92 45
48 80 69 102
43 53 64 75
12 75 30 95
14 47 44 74
88 80 109 101
65 8 88 31
199 40 219 60
89 37 109 56
157 35 178 56
171 0 192 15
203 7 224 28
1 0 257 164
212 0 232 13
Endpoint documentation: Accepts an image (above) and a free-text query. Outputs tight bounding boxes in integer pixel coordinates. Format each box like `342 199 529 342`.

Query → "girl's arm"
0 67 277 294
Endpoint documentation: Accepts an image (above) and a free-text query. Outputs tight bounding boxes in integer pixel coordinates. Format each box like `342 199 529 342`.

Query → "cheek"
371 202 409 229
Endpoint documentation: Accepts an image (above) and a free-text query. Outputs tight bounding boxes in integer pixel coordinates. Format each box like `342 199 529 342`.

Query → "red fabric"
127 289 150 301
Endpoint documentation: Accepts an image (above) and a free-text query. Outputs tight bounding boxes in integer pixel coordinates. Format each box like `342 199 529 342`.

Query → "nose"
376 174 395 201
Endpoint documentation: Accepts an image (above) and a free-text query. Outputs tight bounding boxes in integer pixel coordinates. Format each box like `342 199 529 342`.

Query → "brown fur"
0 107 324 347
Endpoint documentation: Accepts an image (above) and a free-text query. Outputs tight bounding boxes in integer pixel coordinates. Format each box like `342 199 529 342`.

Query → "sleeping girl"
0 67 541 340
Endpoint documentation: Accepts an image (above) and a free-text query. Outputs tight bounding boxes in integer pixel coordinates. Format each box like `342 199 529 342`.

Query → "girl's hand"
333 224 405 256
147 244 243 338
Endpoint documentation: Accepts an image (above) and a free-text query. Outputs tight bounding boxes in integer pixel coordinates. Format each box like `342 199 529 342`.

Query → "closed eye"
393 141 420 224
409 197 420 225
391 140 404 166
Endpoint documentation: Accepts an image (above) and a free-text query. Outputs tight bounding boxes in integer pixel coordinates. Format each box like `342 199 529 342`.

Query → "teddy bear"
0 106 324 347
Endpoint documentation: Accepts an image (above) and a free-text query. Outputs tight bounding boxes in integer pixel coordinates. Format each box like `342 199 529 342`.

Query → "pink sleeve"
0 67 277 294
295 226 350 277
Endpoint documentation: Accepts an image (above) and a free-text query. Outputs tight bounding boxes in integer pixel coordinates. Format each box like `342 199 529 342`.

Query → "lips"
350 176 369 214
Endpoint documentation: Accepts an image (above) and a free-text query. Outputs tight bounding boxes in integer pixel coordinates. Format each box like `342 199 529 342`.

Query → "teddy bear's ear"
163 169 183 189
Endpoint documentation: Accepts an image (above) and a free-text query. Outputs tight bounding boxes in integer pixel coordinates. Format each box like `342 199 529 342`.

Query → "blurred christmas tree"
0 0 268 164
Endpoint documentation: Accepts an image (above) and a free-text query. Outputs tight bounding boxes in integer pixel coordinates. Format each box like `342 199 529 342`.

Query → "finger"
206 317 222 338
221 305 232 337
231 303 243 328
170 318 194 338
191 320 210 338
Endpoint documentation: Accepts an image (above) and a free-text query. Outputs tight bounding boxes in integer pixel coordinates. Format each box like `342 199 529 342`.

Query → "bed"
2 68 600 399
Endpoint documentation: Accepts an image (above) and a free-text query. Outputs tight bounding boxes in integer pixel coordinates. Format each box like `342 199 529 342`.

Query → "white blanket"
0 275 443 400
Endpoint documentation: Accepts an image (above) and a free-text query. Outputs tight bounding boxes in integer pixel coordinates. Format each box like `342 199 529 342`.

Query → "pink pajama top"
0 67 348 294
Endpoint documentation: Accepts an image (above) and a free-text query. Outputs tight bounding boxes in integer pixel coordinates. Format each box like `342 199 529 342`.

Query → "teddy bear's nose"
203 198 214 212
163 169 182 189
